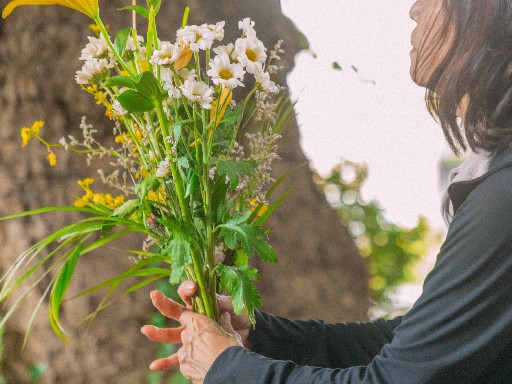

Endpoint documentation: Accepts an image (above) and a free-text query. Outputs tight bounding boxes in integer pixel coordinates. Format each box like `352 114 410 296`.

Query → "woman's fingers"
141 324 185 344
149 353 180 371
177 281 196 309
150 290 186 320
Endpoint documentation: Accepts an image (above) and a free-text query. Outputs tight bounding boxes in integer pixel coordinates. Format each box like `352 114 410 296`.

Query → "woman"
141 0 512 382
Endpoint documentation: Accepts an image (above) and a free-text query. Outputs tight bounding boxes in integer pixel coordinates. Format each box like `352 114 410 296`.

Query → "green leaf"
223 228 238 250
178 157 189 170
114 27 132 57
118 5 149 17
219 222 277 263
147 0 161 14
217 102 243 125
117 90 154 113
181 6 190 28
49 243 83 342
134 71 163 100
226 212 251 226
233 249 249 268
185 170 199 198
254 190 290 227
113 199 139 218
216 159 258 189
173 123 182 142
164 227 192 284
217 264 260 325
104 75 136 89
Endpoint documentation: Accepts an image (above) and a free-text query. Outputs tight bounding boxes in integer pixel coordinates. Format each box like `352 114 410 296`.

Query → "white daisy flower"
125 34 146 57
235 37 267 75
180 80 214 109
207 53 245 89
161 67 196 99
177 24 214 52
75 59 111 85
112 100 128 116
238 17 257 38
213 43 238 62
150 41 184 66
156 156 170 177
80 35 113 62
255 71 279 94
126 34 145 51
208 21 225 41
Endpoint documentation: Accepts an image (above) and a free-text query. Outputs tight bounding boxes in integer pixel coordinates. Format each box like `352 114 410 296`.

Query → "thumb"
219 311 235 334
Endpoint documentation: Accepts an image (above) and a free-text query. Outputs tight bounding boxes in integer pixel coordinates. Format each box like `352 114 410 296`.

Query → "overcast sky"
280 0 452 231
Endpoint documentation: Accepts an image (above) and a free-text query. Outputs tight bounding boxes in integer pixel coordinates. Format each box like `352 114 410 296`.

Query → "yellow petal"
20 127 32 146
210 88 232 125
47 151 57 166
174 45 193 70
2 0 99 19
31 120 44 134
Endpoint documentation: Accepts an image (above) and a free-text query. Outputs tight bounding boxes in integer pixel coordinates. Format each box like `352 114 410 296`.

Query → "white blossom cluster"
75 18 282 110
76 34 145 85
151 18 280 107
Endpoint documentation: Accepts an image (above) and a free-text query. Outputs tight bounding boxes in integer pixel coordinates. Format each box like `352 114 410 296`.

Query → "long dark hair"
420 0 512 155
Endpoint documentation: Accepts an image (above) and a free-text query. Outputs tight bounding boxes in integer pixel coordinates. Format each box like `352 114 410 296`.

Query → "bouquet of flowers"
0 0 290 344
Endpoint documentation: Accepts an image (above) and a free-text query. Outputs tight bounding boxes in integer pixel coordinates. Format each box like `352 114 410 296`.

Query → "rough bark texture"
0 1 369 382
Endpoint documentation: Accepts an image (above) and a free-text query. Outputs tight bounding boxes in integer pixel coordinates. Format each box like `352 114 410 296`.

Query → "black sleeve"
205 167 512 384
248 311 402 368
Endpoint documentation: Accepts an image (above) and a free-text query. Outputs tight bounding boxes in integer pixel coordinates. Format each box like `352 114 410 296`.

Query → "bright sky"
280 0 452 231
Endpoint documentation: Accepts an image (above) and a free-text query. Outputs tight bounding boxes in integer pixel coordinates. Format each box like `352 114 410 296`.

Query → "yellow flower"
147 189 164 204
115 133 129 144
105 103 114 120
249 199 268 217
94 91 107 105
20 128 32 147
74 198 88 207
77 178 95 188
47 150 57 166
20 120 44 146
110 195 125 209
2 0 99 19
89 22 108 35
120 61 150 77
136 168 150 179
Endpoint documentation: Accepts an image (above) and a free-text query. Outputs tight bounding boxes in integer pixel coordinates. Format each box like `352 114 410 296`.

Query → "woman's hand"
176 281 253 348
140 282 252 381
178 310 243 383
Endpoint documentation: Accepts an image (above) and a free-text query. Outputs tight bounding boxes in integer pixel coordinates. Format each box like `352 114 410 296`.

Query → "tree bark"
0 1 369 382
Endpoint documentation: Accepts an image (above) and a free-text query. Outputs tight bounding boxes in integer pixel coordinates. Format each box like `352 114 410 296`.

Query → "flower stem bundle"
1 0 290 344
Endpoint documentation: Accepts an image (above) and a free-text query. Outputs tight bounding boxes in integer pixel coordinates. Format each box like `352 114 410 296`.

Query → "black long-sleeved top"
205 146 512 383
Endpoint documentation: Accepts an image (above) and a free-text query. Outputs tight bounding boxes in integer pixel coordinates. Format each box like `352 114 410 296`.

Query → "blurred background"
0 0 453 382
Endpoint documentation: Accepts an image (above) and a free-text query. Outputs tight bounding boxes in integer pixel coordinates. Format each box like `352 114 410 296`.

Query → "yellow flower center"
218 68 233 80
246 49 257 62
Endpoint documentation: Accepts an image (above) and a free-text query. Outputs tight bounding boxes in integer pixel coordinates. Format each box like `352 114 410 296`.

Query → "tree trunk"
0 1 369 382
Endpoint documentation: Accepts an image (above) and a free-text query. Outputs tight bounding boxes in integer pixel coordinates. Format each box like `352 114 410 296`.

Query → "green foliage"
219 215 277 262
217 265 261 325
315 160 432 306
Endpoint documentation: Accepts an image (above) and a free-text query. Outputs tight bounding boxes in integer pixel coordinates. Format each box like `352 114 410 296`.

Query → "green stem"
155 100 217 321
154 100 192 226
93 17 134 76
